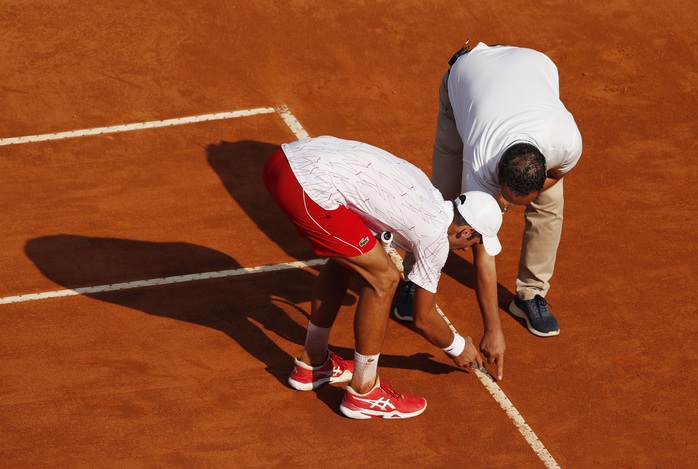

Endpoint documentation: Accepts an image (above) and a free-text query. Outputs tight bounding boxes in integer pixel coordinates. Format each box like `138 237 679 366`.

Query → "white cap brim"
482 235 502 256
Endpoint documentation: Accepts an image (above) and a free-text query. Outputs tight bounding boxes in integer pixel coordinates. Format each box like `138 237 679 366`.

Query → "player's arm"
412 284 482 369
472 243 505 380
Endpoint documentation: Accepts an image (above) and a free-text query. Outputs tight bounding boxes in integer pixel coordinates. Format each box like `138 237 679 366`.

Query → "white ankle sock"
352 351 380 392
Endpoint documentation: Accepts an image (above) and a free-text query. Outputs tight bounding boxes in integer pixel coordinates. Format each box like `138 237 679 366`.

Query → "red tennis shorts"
262 147 377 257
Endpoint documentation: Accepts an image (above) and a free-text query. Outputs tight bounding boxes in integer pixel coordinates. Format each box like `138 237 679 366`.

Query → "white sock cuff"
354 351 380 365
352 351 380 391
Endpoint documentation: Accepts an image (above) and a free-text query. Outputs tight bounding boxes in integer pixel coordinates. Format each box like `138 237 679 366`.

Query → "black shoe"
509 295 560 337
393 281 415 322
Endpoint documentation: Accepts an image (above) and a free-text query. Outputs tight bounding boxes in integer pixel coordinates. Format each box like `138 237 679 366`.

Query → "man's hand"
452 335 483 370
480 329 505 381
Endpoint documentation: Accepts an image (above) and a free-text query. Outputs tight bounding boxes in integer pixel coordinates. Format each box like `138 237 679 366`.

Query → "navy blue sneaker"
509 295 560 337
393 281 415 322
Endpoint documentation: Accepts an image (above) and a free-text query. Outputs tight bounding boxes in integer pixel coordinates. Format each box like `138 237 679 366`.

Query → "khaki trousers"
431 71 564 300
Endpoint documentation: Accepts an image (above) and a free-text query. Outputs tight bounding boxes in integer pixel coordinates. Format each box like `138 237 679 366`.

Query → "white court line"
276 105 310 139
0 259 326 305
2 104 557 466
435 305 561 468
0 107 285 146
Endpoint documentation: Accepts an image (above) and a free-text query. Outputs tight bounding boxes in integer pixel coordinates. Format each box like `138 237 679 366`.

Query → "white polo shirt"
448 42 583 196
281 136 452 293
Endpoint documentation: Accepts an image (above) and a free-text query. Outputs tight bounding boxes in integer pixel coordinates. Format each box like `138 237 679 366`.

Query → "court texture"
1 2 695 467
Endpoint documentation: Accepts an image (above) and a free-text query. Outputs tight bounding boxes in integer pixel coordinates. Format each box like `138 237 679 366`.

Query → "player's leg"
331 244 400 366
510 179 564 337
299 258 352 365
333 245 427 419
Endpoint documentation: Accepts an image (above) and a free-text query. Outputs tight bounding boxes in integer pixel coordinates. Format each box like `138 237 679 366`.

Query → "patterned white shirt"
282 136 452 293
448 42 583 195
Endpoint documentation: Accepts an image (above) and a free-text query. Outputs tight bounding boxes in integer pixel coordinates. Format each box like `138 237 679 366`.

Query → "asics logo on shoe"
353 396 396 412
315 369 333 378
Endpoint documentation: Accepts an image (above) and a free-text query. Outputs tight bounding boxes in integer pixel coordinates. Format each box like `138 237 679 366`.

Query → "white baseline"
0 259 326 305
0 106 311 146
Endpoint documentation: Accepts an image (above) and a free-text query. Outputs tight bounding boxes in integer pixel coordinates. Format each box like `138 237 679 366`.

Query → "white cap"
454 191 503 256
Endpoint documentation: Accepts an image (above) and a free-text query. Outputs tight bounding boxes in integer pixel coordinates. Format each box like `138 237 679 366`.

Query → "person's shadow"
24 234 316 385
25 235 459 403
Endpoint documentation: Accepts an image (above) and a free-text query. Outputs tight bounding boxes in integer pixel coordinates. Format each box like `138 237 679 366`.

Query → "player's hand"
452 336 483 370
480 329 505 381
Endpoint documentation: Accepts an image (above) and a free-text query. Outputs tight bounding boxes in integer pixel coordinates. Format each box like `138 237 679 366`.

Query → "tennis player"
262 135 502 419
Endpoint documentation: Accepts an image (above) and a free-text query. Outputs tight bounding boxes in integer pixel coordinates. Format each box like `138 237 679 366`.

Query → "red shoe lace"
379 380 404 399
329 351 349 371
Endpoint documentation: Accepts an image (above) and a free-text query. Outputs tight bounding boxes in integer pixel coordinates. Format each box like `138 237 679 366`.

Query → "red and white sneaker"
339 378 427 419
288 351 354 391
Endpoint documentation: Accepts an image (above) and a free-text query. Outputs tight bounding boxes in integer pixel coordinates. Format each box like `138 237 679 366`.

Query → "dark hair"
452 197 469 227
498 143 546 197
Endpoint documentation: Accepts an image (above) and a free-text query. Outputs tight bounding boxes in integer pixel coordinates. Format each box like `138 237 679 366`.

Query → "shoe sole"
288 376 329 391
509 301 560 337
288 370 353 391
393 306 414 322
338 401 427 420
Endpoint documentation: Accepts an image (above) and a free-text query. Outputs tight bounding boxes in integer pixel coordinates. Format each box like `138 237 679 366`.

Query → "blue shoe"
509 295 560 337
393 281 415 322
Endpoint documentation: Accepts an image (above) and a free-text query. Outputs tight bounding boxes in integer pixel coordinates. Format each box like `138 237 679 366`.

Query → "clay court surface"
1 1 696 467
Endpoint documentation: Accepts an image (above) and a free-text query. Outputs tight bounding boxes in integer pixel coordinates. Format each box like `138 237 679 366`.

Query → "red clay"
1 2 696 467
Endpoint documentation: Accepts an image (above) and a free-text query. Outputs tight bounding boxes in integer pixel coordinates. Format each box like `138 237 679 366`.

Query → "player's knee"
374 266 400 298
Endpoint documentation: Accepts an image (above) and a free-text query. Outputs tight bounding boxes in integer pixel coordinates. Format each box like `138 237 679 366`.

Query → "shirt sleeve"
406 234 450 294
553 112 583 176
